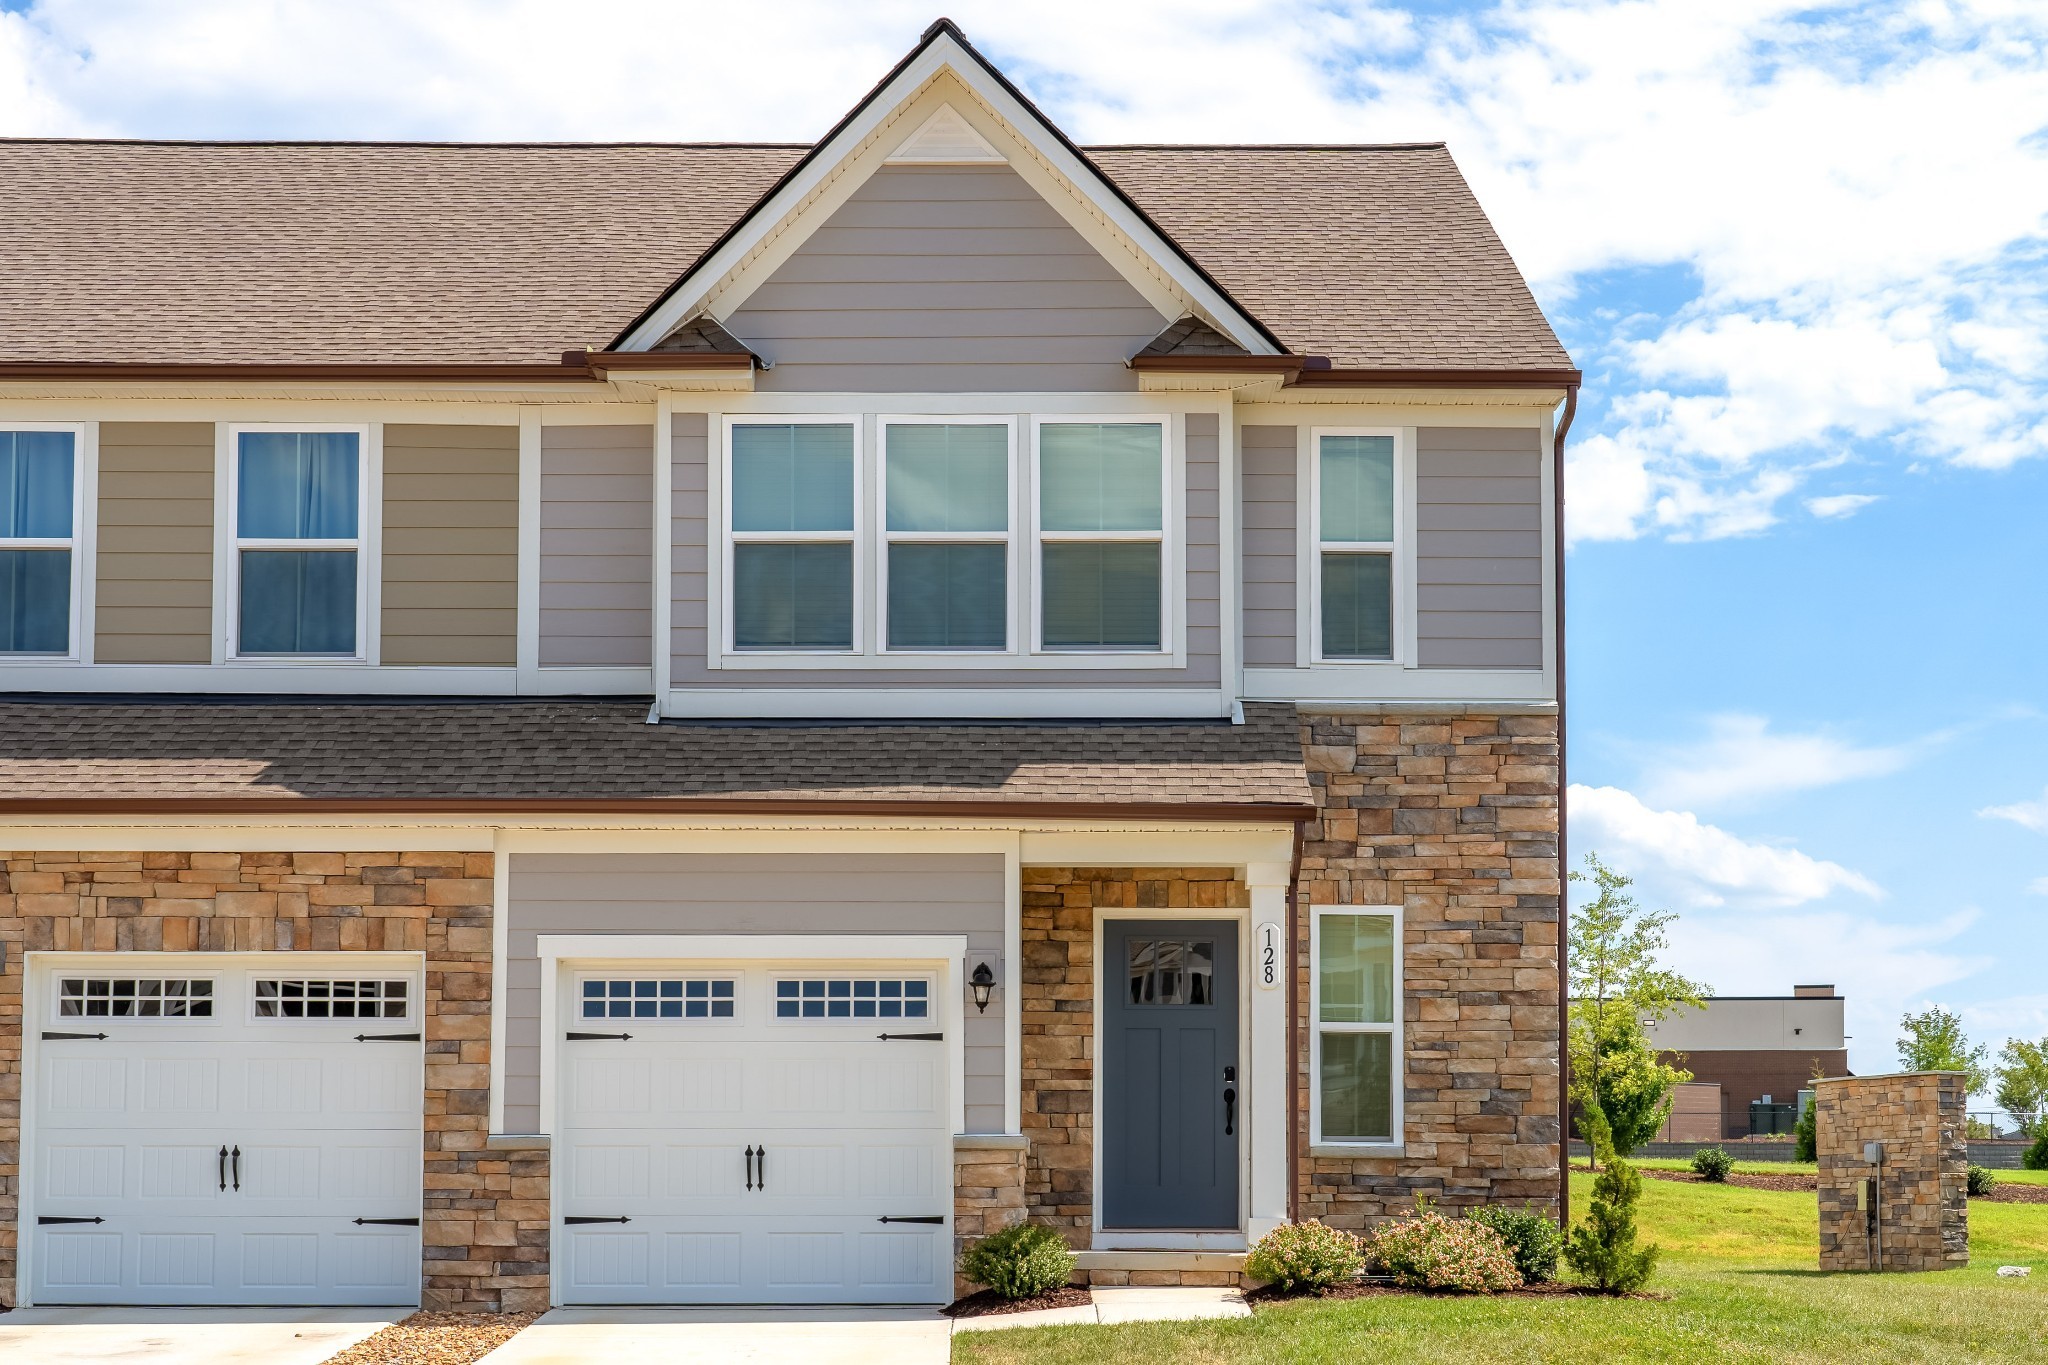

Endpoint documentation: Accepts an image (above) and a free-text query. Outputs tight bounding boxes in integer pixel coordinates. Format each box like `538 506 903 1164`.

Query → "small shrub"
1367 1210 1521 1293
1690 1146 1735 1182
1967 1165 1998 1197
1244 1220 1364 1294
1793 1095 1818 1163
1563 1158 1659 1294
1465 1205 1562 1284
2024 1132 2048 1171
957 1223 1076 1301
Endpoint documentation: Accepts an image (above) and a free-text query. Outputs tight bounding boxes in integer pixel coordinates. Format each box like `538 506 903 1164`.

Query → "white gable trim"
618 30 1278 357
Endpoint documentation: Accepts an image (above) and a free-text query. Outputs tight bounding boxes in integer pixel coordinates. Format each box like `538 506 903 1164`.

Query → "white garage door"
27 955 424 1306
558 966 954 1305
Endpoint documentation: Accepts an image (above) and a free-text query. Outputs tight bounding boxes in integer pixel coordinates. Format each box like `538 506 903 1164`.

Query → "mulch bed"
1638 1167 2048 1203
944 1285 1094 1318
320 1312 542 1365
1245 1279 1664 1304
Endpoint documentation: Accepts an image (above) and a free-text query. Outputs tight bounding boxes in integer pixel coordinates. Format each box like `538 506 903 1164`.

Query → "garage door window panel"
582 976 738 1021
773 977 929 1020
253 978 409 1020
59 977 214 1019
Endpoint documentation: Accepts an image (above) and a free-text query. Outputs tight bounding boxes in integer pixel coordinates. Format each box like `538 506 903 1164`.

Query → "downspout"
1286 813 1306 1224
1553 383 1578 1228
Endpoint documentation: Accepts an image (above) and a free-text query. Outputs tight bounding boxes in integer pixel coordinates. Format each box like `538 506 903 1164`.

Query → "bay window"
728 420 857 651
1314 430 1397 661
1036 420 1164 651
882 420 1011 651
0 427 79 656
232 429 364 658
1312 907 1401 1146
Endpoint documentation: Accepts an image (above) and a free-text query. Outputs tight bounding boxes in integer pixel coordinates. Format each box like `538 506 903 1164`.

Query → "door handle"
745 1145 755 1191
757 1146 766 1191
231 1145 241 1192
1223 1065 1237 1137
218 1145 228 1192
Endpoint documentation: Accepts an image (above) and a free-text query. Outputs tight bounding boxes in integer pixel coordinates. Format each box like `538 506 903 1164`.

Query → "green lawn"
952 1173 2048 1364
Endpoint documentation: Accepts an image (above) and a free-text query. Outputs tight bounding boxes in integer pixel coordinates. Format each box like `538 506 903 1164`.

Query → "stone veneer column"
1816 1072 1968 1273
952 1137 1028 1297
1294 710 1561 1228
0 850 533 1312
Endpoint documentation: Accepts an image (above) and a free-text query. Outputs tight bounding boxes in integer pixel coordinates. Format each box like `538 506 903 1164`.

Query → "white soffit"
886 103 1003 163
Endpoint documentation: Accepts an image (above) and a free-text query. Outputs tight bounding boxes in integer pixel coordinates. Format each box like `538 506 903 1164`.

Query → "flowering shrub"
1366 1210 1521 1293
1244 1220 1364 1293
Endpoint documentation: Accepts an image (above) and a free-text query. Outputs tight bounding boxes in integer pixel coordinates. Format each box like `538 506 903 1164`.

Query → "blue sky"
3 0 2045 1080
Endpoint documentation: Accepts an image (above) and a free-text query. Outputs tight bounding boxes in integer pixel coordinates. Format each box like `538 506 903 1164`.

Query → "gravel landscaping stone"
319 1312 540 1365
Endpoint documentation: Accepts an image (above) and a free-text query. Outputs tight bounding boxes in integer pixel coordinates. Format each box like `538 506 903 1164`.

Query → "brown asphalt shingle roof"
0 138 1568 372
0 698 1313 814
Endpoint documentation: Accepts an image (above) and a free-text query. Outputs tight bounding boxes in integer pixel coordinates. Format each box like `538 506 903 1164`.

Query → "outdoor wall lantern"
970 960 996 1013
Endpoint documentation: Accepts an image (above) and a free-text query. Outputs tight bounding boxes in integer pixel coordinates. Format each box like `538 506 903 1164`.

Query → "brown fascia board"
0 796 1316 822
1291 366 1584 388
579 350 754 374
1127 354 1308 373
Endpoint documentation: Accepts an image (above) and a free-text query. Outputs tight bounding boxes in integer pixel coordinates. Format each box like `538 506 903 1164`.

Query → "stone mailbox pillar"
1815 1072 1968 1272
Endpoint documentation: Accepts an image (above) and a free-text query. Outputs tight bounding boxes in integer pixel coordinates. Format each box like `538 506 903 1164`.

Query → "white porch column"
1247 859 1292 1239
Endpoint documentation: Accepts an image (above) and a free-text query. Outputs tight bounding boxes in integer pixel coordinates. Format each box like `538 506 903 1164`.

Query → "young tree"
1568 854 1710 1165
1589 1017 1694 1157
1896 1007 1990 1094
1995 1038 2048 1138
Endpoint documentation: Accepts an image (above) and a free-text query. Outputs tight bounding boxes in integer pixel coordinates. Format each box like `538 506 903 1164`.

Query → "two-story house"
0 20 1572 1311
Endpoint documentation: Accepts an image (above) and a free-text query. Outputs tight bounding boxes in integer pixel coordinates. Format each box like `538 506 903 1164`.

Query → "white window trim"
217 422 379 665
0 421 92 663
1309 904 1404 1151
718 413 865 657
573 971 743 1027
1302 425 1413 668
876 414 1019 657
1028 412 1179 660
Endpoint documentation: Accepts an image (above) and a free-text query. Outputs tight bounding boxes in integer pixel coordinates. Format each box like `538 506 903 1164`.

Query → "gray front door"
1101 919 1240 1230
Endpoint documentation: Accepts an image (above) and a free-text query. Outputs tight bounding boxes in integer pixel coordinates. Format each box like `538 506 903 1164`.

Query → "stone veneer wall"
1816 1072 1968 1272
1296 710 1561 1228
1017 867 1250 1248
952 1139 1027 1297
0 850 535 1312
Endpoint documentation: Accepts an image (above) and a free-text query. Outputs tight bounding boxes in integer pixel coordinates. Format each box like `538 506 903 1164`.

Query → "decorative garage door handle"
745 1145 756 1190
564 1216 631 1225
219 1145 228 1191
876 1032 944 1042
231 1145 241 1192
757 1146 766 1190
877 1216 945 1225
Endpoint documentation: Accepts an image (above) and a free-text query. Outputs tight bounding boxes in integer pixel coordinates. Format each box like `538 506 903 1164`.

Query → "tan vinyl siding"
1415 426 1544 668
1240 424 1297 669
380 424 517 666
505 852 1007 1135
539 425 652 669
726 163 1164 392
94 421 214 663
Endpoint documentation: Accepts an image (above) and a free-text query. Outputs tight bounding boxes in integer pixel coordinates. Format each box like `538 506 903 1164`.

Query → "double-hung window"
728 420 858 651
882 420 1011 652
0 428 80 657
1314 430 1398 661
232 429 364 658
1036 420 1165 651
1312 907 1401 1146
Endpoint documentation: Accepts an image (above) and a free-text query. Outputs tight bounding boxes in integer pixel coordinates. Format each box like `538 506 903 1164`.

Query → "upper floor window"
1312 907 1400 1145
1313 429 1398 662
1036 421 1164 651
883 419 1012 652
0 428 79 657
728 420 857 651
230 428 364 659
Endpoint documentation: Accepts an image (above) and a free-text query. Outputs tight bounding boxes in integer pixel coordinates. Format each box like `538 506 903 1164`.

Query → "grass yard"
951 1171 2048 1364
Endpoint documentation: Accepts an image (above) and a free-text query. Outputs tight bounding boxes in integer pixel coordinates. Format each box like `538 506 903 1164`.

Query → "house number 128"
1256 922 1282 989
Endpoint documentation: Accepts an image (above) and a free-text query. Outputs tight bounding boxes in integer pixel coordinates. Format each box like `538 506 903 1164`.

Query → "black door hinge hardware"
566 1031 633 1041
876 1032 944 1042
564 1215 631 1225
42 1031 108 1041
354 1032 422 1043
38 1215 104 1225
877 1215 945 1225
353 1217 421 1226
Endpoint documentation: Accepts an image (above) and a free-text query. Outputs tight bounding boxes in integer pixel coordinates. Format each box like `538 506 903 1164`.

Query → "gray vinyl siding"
380 423 517 666
1239 425 1296 669
539 425 652 668
724 164 1163 392
94 421 214 664
669 412 1220 689
504 852 1007 1135
1416 426 1544 668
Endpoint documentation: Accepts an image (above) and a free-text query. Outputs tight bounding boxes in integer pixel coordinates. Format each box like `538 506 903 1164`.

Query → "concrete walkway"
954 1285 1251 1333
0 1307 403 1365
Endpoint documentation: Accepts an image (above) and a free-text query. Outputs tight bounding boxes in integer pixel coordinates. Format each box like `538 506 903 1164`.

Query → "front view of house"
0 20 1570 1311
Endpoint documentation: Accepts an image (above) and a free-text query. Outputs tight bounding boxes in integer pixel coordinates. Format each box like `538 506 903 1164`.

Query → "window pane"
0 431 75 538
1039 423 1162 532
1320 435 1394 542
1041 542 1160 649
886 424 1006 532
0 548 69 653
239 549 357 654
888 543 1005 649
1321 552 1392 659
238 432 359 539
732 424 854 532
733 542 853 648
1320 1031 1394 1141
1319 913 1396 1024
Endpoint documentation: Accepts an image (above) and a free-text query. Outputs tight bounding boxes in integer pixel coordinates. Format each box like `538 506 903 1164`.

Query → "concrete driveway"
475 1307 952 1364
0 1307 403 1364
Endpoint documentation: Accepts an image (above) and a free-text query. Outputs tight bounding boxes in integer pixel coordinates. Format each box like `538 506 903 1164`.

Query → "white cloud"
1806 493 1881 519
1569 782 1882 909
2028 876 2048 896
1981 788 2048 833
1637 714 1923 809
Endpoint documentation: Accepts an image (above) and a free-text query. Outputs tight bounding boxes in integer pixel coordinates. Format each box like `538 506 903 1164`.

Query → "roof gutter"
1553 380 1577 1227
0 796 1317 822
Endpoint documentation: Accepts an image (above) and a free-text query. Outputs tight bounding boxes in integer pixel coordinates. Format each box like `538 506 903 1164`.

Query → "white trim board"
665 685 1232 719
